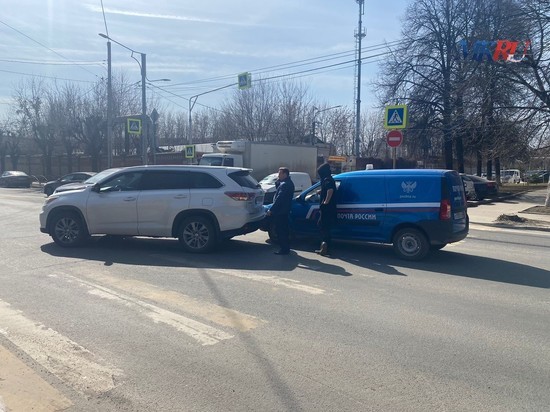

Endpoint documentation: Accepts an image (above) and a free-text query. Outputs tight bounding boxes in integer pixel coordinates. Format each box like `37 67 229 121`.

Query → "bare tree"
13 78 56 176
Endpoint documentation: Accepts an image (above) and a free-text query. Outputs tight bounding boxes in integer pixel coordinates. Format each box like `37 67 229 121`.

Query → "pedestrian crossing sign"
184 145 195 159
127 118 142 134
384 105 408 129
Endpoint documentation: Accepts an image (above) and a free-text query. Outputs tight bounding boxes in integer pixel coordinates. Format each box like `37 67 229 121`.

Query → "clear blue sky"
0 0 409 118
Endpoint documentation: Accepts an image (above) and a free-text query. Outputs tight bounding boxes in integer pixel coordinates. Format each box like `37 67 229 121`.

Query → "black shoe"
274 250 290 255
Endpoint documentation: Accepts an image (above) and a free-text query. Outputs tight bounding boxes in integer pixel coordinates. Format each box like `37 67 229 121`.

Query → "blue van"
265 169 469 260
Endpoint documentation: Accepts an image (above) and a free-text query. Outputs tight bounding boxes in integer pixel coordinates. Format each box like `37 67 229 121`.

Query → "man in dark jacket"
316 162 337 256
266 167 295 255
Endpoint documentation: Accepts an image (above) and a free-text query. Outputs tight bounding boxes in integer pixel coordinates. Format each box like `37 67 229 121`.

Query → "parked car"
501 169 521 184
52 169 116 194
0 171 33 188
43 172 96 196
460 175 476 200
40 165 265 253
259 171 313 204
526 170 549 184
264 169 469 261
460 174 498 201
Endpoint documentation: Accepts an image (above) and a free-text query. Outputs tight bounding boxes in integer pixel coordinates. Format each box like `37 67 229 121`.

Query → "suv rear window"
228 170 259 189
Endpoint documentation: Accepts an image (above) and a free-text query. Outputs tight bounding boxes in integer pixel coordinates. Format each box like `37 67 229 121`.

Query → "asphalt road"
1 188 549 411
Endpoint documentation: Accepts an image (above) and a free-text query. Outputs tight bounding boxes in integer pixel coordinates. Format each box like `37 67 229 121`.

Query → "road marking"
75 272 265 332
0 345 72 412
62 274 234 346
0 299 122 397
149 254 326 295
212 268 326 295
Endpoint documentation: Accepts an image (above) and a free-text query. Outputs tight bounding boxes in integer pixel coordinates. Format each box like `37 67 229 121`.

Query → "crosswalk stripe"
72 271 265 332
212 268 326 295
0 299 122 396
149 255 326 295
62 274 234 346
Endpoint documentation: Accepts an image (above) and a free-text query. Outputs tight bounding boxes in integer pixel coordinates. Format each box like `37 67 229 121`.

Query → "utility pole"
354 0 366 158
141 53 148 165
99 33 149 166
106 40 113 168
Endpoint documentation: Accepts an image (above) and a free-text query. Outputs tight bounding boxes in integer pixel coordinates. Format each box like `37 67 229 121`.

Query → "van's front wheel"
393 228 429 261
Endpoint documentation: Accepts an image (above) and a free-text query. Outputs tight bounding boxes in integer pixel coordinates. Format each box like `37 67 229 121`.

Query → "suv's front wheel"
50 211 89 247
178 216 217 253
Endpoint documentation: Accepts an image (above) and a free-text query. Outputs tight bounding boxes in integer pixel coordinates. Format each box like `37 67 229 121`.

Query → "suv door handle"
123 197 136 201
374 208 384 212
174 195 188 199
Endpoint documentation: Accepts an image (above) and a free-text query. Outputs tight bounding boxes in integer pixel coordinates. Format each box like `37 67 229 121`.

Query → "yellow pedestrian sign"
127 118 142 134
184 145 195 159
384 105 408 129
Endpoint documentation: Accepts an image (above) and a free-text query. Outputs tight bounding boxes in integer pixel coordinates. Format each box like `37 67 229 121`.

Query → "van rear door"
444 171 468 233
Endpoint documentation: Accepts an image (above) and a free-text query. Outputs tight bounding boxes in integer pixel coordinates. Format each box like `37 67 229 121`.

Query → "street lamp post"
312 105 342 144
99 33 149 165
188 83 236 146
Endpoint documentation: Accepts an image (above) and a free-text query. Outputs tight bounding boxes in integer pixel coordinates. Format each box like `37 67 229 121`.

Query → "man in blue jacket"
266 167 295 255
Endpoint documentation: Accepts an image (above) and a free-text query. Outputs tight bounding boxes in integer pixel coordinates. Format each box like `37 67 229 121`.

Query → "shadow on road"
40 234 550 288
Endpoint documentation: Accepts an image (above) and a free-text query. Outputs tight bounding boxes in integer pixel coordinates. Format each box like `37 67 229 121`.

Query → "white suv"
39 165 265 253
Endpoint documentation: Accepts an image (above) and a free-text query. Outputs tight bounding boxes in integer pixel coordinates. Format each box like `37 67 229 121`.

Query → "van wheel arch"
392 226 430 261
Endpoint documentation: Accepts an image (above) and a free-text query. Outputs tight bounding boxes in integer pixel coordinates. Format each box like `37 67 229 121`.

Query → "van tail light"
225 191 255 201
439 199 451 220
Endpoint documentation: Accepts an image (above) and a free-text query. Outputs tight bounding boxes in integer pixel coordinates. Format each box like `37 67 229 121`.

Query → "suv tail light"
439 199 451 220
225 191 255 201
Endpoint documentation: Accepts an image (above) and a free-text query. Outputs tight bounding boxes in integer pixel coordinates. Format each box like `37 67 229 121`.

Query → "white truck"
198 140 319 181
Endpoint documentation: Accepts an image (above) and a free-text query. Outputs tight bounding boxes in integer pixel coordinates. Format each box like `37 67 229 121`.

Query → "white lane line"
212 269 326 295
0 299 122 396
68 275 234 346
74 272 265 332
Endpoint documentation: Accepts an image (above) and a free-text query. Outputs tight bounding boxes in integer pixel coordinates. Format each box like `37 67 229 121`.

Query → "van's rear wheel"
393 228 429 261
178 216 217 253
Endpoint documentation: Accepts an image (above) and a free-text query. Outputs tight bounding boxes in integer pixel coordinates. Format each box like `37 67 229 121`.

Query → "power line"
0 19 104 77
0 58 103 66
0 69 96 83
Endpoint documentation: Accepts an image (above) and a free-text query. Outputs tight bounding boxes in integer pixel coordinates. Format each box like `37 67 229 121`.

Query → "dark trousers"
274 214 290 252
319 212 335 250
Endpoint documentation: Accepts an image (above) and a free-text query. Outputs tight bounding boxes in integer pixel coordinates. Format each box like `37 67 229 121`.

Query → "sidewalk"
466 188 550 231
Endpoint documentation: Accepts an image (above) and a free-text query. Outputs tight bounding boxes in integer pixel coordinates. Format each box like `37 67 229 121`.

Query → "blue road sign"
184 145 195 159
384 105 408 129
127 118 142 134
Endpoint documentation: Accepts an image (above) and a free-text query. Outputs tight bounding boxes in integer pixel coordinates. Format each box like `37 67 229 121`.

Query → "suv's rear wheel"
179 216 217 253
51 211 89 247
393 228 429 261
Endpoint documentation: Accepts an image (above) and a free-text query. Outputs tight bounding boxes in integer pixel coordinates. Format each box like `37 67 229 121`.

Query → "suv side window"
188 172 223 189
101 171 143 192
229 170 258 189
141 171 191 190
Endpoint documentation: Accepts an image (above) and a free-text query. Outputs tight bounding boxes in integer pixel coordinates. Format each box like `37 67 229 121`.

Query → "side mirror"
91 183 101 193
